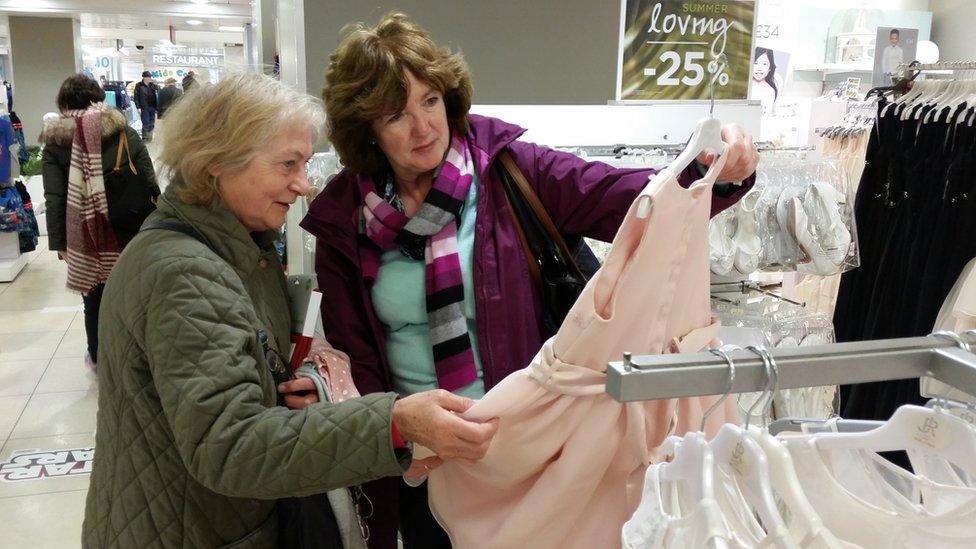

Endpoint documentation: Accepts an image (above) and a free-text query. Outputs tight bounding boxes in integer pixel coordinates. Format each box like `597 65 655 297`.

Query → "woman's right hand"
392 389 499 461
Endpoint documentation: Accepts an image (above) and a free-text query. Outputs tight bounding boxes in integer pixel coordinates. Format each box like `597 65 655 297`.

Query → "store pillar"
9 16 82 145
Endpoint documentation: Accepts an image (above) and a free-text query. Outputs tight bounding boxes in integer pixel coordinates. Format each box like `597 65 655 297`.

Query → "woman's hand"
392 389 499 461
405 456 444 479
696 123 760 183
278 377 319 410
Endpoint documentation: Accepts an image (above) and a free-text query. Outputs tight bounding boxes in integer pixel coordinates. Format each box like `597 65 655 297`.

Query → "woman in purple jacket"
300 12 759 549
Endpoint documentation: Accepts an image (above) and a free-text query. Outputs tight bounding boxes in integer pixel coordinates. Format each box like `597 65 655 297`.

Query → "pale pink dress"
419 154 739 548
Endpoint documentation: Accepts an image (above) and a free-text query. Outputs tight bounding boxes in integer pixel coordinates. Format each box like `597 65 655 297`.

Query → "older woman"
82 73 496 549
301 12 759 548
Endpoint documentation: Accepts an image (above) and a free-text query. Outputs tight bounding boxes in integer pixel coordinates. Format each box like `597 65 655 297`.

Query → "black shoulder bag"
495 150 595 333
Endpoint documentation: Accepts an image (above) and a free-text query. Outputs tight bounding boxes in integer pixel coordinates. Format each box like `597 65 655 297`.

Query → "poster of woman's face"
749 47 791 115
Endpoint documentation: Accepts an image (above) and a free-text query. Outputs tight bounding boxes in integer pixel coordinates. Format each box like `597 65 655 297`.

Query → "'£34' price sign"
618 0 756 101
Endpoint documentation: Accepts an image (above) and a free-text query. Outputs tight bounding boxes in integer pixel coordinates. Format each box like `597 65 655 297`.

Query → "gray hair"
157 72 326 206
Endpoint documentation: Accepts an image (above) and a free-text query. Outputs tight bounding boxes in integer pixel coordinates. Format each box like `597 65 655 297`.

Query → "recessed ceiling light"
186 20 204 26
190 0 210 4
218 26 244 32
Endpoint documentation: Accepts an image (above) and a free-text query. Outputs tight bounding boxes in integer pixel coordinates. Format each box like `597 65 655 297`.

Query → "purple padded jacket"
299 114 754 548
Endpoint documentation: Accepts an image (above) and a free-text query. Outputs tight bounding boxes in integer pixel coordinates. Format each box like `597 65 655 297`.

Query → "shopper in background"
40 73 159 373
301 11 760 549
134 70 159 141
156 77 183 118
81 72 497 549
181 69 197 92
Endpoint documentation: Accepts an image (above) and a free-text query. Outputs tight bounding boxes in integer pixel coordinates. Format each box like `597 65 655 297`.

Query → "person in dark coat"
40 74 160 371
156 77 183 118
133 71 159 141
181 70 197 92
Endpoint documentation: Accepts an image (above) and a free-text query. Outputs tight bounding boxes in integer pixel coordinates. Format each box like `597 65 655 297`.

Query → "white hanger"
891 80 941 120
944 80 976 122
911 80 954 120
649 54 729 221
881 78 929 117
811 335 976 480
708 346 787 535
658 347 737 502
923 79 972 123
744 348 839 547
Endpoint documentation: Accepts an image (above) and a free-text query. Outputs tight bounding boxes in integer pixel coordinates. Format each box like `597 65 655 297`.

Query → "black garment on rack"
835 99 976 422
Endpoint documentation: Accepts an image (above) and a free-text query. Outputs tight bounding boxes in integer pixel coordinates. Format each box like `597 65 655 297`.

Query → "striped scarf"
358 134 477 392
64 103 120 295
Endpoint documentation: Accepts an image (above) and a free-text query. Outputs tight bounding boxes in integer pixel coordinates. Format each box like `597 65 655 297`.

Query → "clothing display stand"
606 333 976 402
0 229 27 281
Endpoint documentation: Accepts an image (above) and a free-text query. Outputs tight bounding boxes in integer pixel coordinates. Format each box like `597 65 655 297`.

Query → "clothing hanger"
923 79 969 123
661 53 729 219
912 80 955 120
810 331 976 479
708 345 788 536
657 347 737 503
885 78 933 118
746 350 841 547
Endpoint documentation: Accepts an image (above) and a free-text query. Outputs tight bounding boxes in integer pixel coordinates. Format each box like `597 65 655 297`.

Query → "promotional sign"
148 67 197 80
748 47 790 115
873 27 918 87
150 53 222 68
617 0 757 101
845 77 862 99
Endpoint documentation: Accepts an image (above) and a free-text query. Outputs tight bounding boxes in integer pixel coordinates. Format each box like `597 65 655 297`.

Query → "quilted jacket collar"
155 186 277 273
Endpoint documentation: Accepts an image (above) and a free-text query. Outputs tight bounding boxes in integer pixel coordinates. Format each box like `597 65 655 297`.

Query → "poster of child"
874 27 918 87
749 47 791 116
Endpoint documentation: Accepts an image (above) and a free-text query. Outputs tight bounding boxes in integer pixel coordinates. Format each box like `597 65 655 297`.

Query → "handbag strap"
497 149 586 280
497 156 542 292
113 131 137 175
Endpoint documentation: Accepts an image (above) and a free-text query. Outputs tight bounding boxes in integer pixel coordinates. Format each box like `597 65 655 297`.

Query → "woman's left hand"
278 377 319 410
696 123 759 183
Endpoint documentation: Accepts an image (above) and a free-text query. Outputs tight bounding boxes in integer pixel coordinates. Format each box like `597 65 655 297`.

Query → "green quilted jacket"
82 188 409 548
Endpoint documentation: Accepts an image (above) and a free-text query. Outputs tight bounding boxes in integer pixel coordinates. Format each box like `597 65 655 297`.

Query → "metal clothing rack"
605 333 976 402
709 280 805 307
560 142 811 159
896 61 976 73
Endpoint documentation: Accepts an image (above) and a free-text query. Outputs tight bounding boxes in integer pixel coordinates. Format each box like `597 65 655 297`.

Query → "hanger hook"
702 346 738 432
707 52 728 118
744 345 774 430
752 346 780 428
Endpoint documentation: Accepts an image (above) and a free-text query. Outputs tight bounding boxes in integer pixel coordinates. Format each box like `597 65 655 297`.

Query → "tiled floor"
0 237 95 548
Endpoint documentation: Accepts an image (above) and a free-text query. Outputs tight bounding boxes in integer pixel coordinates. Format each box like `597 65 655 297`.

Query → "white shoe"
809 182 853 266
791 182 852 275
709 209 736 276
776 186 807 267
732 189 762 275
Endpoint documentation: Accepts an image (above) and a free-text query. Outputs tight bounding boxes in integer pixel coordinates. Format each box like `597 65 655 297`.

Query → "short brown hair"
323 12 473 175
157 72 325 207
57 73 106 112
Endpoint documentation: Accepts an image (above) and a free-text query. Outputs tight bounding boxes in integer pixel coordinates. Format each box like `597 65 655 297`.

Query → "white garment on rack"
623 464 735 549
783 438 976 548
922 256 976 402
712 465 797 548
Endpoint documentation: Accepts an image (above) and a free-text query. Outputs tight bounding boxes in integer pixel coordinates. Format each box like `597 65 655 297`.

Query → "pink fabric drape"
417 155 740 548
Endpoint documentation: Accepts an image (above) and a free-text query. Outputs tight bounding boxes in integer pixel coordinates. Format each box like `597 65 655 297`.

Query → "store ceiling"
0 0 251 21
80 12 250 33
